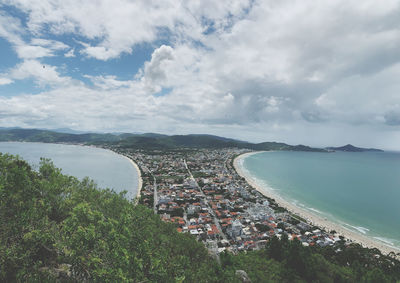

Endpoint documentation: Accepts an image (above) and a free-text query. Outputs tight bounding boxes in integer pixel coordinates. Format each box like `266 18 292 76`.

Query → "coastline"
125 156 143 201
0 142 143 201
93 145 143 201
84 144 143 201
234 151 400 255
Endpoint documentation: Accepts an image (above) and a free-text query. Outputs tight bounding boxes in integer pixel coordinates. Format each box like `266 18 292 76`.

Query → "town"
106 146 346 256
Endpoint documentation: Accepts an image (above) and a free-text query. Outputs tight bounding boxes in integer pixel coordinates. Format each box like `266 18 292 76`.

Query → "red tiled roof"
211 224 219 234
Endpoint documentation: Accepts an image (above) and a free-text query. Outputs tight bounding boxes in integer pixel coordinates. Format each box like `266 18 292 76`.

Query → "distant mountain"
0 127 97 135
141 133 169 138
0 127 326 152
50 128 91 134
326 144 384 152
111 133 326 152
0 128 122 143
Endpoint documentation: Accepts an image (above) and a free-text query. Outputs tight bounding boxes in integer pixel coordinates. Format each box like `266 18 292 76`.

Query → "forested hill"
326 144 384 152
0 128 125 143
0 128 326 152
0 154 230 282
1 154 399 282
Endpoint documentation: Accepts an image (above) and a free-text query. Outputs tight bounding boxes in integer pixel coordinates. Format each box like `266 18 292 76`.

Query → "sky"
0 0 400 149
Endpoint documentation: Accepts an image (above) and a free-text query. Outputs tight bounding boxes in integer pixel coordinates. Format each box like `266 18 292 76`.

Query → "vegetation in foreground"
0 154 230 282
0 153 399 282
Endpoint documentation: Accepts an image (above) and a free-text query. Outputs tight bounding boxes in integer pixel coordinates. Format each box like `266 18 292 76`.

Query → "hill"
327 144 384 152
0 128 123 143
0 154 232 281
0 128 326 152
110 134 326 151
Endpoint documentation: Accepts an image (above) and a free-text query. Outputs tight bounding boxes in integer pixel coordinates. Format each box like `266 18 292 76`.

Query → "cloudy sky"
0 0 400 149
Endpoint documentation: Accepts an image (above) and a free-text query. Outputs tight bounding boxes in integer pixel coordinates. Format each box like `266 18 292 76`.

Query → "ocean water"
0 142 139 199
242 151 400 249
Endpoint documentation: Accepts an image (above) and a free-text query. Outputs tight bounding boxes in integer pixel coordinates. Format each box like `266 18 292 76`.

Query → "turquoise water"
242 151 400 249
0 142 139 199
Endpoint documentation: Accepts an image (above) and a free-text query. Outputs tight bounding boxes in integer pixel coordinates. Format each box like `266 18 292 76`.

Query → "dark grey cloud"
384 111 400 126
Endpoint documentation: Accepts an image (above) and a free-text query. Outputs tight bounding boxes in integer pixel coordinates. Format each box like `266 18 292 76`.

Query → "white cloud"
84 75 133 90
30 38 68 50
5 0 254 60
9 60 72 86
6 0 182 60
0 11 24 45
80 45 121 61
15 45 53 59
1 0 400 148
0 77 13 85
0 12 70 59
15 38 69 59
142 45 174 92
64 48 75 58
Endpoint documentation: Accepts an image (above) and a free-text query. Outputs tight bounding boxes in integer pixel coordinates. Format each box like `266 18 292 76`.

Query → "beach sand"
125 156 143 201
234 151 400 256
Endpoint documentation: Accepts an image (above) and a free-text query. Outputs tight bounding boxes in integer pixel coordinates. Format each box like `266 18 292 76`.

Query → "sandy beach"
124 156 143 201
234 151 400 255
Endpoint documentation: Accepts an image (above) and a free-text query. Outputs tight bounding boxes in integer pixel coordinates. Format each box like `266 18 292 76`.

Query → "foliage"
221 235 400 283
0 154 230 282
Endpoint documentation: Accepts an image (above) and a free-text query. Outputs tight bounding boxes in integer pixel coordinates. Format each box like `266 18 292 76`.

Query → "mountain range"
0 128 383 152
0 128 325 151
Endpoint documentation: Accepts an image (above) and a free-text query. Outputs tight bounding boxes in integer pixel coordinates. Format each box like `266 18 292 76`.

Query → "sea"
241 151 400 250
0 142 139 200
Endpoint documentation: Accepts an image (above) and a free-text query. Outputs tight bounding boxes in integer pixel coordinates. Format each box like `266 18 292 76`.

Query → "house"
228 220 243 238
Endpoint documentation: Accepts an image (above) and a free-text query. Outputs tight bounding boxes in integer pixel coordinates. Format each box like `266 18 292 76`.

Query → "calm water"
0 142 139 200
243 151 400 249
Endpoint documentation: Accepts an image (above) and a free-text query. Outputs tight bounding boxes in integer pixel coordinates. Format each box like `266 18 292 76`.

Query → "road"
143 165 158 214
183 159 227 241
152 175 158 214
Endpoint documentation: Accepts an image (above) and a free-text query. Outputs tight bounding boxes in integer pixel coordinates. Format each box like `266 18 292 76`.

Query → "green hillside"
0 154 231 282
112 134 326 152
0 128 326 152
0 128 123 143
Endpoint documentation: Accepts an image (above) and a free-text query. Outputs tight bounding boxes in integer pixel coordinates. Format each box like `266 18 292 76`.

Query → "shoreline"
89 144 143 201
124 155 143 201
82 144 143 201
81 144 143 201
0 141 143 201
234 151 400 255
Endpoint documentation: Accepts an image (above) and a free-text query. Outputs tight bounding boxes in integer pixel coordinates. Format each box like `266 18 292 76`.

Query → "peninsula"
327 144 384 152
110 145 398 256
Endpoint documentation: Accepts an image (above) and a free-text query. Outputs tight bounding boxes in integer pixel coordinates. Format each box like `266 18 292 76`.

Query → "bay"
242 151 400 249
0 142 139 199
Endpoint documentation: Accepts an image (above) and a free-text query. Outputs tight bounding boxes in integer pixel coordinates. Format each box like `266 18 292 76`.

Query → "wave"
240 157 332 218
241 155 374 236
307 207 324 214
342 223 370 234
373 236 396 246
240 152 400 252
237 162 277 193
291 200 323 215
